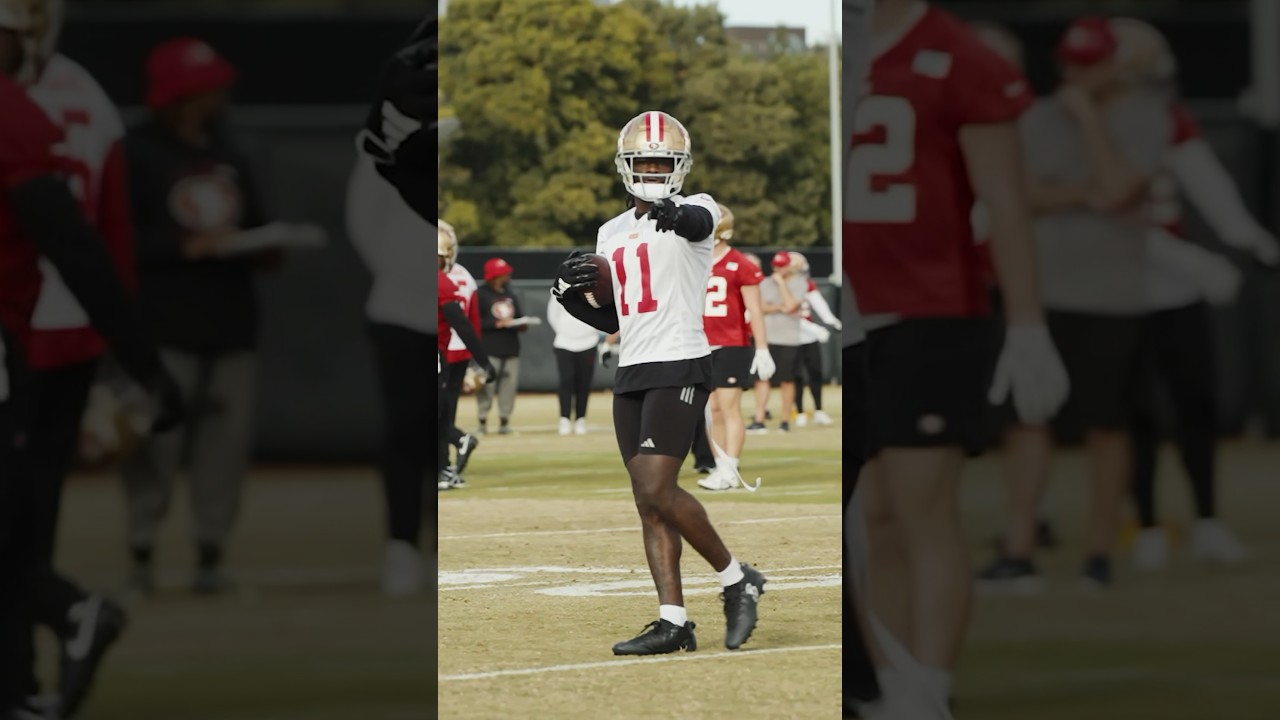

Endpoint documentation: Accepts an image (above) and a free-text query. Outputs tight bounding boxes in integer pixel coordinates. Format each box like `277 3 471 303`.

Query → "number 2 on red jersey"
612 243 659 316
846 96 916 223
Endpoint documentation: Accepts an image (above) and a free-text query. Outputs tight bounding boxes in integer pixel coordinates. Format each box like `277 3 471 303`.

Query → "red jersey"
25 55 135 370
1147 102 1201 239
0 74 67 349
438 270 461 352
845 4 1032 317
444 263 480 364
703 247 763 348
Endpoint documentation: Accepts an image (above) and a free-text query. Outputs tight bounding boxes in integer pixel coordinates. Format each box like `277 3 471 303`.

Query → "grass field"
40 385 1280 719
439 390 844 719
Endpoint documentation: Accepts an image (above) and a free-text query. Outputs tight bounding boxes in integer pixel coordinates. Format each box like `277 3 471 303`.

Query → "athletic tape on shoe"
704 401 761 491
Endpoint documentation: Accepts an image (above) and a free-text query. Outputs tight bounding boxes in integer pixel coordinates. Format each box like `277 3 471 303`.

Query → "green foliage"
440 0 834 248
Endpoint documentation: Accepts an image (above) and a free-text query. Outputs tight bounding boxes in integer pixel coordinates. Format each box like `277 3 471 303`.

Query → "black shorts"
767 344 803 384
1046 310 1145 434
865 317 994 457
711 347 754 389
843 343 868 508
613 385 711 465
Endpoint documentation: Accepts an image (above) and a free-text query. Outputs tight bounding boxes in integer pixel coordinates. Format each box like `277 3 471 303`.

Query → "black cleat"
456 434 480 475
1078 555 1113 591
722 563 766 649
58 595 128 719
611 619 697 655
976 555 1044 595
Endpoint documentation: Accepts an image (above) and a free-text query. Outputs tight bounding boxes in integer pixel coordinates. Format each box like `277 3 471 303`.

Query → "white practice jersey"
595 193 720 367
446 263 478 352
27 54 125 331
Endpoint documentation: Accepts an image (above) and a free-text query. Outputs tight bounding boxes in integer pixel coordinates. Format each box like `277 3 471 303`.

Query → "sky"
672 0 841 45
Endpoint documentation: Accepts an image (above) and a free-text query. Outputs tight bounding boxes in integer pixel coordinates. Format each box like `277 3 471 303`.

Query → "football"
579 253 614 309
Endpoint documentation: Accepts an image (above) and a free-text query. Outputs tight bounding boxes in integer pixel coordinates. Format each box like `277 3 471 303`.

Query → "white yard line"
439 514 837 541
439 643 841 682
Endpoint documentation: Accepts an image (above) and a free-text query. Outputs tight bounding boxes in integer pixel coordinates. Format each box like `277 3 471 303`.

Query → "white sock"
714 455 739 475
658 604 687 626
717 557 744 587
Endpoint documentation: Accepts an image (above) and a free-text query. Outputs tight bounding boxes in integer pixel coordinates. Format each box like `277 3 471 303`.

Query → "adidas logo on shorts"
641 438 656 449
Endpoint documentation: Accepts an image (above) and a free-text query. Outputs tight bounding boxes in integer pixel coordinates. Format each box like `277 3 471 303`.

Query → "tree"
440 0 832 248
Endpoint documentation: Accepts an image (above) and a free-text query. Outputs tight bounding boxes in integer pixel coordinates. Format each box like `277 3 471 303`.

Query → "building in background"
726 26 808 56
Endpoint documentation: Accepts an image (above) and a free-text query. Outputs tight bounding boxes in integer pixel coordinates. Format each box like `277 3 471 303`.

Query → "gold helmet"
615 110 693 202
0 0 37 83
1110 18 1175 84
714 203 734 243
788 252 809 275
438 219 457 271
969 21 1024 71
27 0 63 70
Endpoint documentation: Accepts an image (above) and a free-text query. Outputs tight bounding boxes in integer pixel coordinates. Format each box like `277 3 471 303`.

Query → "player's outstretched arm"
1168 139 1280 264
441 300 495 376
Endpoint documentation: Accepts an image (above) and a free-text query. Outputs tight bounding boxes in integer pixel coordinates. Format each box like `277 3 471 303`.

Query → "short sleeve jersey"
703 246 763 348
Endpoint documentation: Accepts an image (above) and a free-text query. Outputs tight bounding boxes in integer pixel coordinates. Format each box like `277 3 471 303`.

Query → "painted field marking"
438 643 841 682
439 514 837 541
437 565 841 594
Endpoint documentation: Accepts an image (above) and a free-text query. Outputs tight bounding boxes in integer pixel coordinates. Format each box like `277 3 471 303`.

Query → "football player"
695 203 775 492
788 251 839 428
0 3 181 715
846 1 1067 716
437 224 493 492
1111 18 1261 569
553 111 767 655
440 222 482 485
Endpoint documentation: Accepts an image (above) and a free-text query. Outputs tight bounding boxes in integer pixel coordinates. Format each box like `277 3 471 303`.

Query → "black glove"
145 371 185 434
649 199 682 233
598 340 614 368
553 250 599 297
479 359 498 384
359 16 437 168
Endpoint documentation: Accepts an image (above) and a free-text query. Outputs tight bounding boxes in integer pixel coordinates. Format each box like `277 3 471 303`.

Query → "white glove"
1195 252 1244 307
1232 229 1280 267
750 348 776 382
801 319 831 344
831 318 842 332
988 324 1070 426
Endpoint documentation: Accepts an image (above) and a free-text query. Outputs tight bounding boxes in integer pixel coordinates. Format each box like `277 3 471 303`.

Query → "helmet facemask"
615 111 693 202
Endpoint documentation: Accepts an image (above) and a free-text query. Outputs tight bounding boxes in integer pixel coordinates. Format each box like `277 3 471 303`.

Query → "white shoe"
382 540 424 596
574 418 587 435
1131 528 1168 571
697 468 737 491
794 412 808 428
813 410 833 426
1190 519 1250 565
558 417 571 436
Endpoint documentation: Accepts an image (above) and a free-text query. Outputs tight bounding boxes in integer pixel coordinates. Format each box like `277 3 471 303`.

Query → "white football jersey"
446 263 478 352
27 54 125 330
596 193 719 367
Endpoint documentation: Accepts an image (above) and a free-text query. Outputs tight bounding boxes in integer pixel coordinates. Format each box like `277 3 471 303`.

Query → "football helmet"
615 111 692 202
1111 18 1175 83
714 203 734 243
0 0 36 83
438 219 457 271
28 0 63 67
788 252 810 275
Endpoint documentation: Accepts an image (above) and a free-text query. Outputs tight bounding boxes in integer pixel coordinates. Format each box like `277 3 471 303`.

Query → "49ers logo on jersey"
491 298 516 321
169 167 243 232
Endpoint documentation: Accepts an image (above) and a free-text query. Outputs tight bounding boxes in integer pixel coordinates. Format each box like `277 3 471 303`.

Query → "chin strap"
704 401 761 492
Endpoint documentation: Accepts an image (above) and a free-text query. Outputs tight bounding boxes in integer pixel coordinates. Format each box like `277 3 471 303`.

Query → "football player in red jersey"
437 225 493 493
695 203 775 492
0 4 181 714
845 0 1067 715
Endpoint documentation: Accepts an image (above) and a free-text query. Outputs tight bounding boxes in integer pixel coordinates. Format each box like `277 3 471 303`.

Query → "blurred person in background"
120 37 275 596
978 16 1169 592
441 232 481 489
694 203 774 492
437 225 492 491
346 150 436 596
1109 17 1273 571
753 251 805 434
788 251 838 428
475 256 532 438
547 284 602 435
0 4 181 715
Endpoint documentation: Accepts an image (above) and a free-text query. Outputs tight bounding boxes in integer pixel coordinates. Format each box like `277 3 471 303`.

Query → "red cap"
1056 17 1117 67
146 38 237 109
484 257 514 280
770 251 791 268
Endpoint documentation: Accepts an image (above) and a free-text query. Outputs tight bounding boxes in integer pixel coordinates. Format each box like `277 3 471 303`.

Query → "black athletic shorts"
767 344 802 384
711 347 754 389
864 317 994 457
1046 310 1145 433
843 343 868 508
614 385 711 465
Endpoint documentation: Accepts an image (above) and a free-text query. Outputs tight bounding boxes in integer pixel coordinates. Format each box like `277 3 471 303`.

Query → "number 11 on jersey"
612 243 659 316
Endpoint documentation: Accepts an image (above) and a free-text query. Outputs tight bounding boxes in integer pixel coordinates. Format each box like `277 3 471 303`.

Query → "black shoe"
58 595 128 719
456 433 480 475
976 555 1043 594
778 422 789 433
1078 555 1112 591
498 421 512 435
722 564 766 649
1037 519 1058 549
611 619 697 655
746 421 768 435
